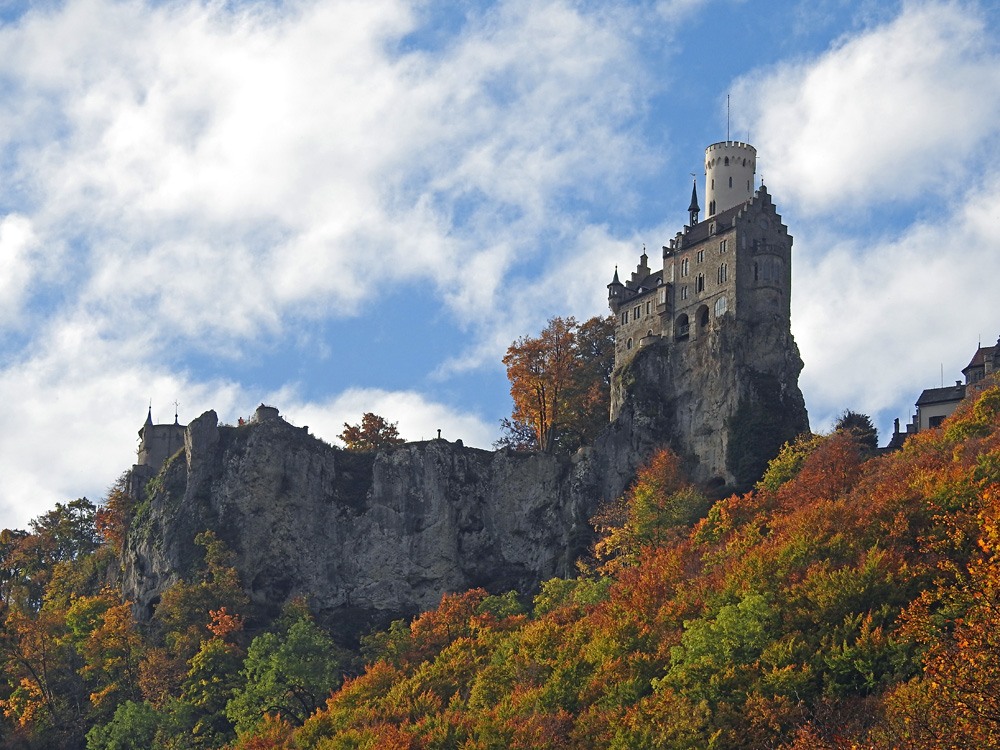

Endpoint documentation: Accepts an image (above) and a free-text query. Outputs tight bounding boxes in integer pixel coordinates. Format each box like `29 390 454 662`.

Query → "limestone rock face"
611 315 808 489
122 318 806 636
121 409 661 638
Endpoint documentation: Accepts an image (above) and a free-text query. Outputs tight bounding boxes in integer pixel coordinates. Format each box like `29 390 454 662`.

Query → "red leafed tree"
339 413 405 452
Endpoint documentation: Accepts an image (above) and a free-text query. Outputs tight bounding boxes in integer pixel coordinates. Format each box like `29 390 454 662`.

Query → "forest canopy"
3 382 1000 749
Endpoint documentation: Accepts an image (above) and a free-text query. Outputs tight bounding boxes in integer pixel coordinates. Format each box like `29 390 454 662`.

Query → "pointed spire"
145 404 154 426
611 266 621 285
688 179 700 225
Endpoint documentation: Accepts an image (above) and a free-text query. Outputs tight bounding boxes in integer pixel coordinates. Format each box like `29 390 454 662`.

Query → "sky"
1 0 999 529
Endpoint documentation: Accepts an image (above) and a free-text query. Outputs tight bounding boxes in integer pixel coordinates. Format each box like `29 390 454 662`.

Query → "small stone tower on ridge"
136 407 186 471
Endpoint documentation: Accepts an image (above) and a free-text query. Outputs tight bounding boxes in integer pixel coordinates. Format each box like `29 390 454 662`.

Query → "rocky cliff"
122 319 807 638
121 400 668 639
612 314 809 490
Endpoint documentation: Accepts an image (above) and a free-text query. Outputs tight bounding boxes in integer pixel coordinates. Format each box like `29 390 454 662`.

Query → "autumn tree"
339 413 405 452
500 315 614 453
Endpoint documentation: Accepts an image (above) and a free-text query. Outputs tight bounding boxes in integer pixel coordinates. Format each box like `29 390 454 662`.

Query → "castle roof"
682 201 745 246
624 269 663 294
963 345 997 374
916 384 966 406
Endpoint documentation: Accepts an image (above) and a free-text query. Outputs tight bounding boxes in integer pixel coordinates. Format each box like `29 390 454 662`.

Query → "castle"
608 141 792 383
605 140 807 487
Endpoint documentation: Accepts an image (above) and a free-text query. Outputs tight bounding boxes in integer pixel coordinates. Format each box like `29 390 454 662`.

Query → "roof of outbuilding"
916 384 966 406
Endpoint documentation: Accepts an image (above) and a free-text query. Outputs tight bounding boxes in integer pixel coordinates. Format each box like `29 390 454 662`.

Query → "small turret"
688 180 700 225
607 266 624 309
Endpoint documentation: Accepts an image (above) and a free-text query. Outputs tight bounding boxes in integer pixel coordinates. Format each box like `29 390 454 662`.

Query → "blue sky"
2 0 999 529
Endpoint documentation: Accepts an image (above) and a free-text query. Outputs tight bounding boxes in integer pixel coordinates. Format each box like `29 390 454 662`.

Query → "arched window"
717 263 728 284
697 305 710 328
681 257 690 277
695 274 705 293
714 297 728 317
627 337 633 350
729 176 733 188
724 157 729 166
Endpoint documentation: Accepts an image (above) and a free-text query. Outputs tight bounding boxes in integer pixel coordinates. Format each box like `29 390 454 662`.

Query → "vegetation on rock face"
498 315 615 453
3 381 1000 748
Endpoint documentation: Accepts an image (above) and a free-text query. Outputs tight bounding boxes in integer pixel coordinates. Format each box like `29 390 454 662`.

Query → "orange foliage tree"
339 413 406 452
501 315 614 453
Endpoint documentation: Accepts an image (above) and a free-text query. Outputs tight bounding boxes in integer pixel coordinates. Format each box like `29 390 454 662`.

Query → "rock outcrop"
122 404 666 639
122 320 807 639
612 315 809 490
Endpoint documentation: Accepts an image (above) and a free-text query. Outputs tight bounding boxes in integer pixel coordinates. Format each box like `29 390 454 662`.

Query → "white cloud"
0 214 39 328
0 314 246 530
793 171 1000 434
0 0 653 357
735 1 1000 214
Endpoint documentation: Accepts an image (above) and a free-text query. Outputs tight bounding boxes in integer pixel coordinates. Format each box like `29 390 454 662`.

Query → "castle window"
680 285 689 300
717 263 728 284
696 274 705 293
681 257 690 277
621 311 628 324
659 288 667 305
724 157 729 166
729 176 733 188
646 301 652 314
715 297 728 317
711 179 714 190
633 305 641 319
697 249 704 263
720 239 727 253
698 305 709 328
674 314 689 341
627 337 633 350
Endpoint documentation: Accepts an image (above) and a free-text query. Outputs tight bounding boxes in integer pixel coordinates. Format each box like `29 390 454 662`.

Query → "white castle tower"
704 141 756 217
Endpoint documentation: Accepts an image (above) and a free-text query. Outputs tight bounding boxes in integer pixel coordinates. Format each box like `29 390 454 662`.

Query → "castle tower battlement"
704 141 756 218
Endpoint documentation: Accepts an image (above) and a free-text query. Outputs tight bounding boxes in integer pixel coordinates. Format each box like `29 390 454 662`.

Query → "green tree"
339 413 405 452
226 606 344 735
834 410 879 453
